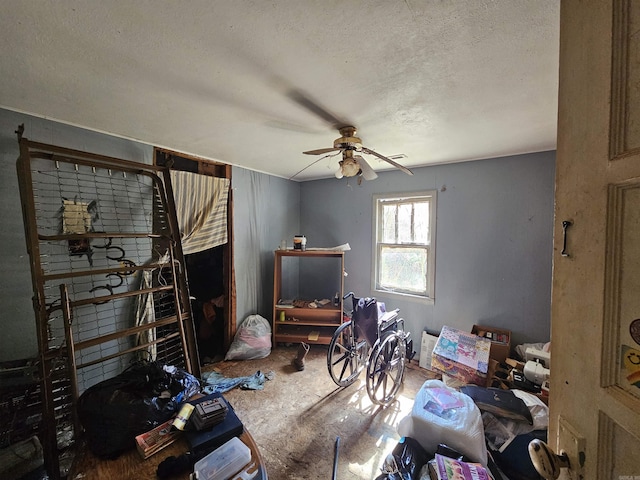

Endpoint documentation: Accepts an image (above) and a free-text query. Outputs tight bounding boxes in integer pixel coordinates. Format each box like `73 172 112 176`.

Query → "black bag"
375 437 430 480
459 385 533 424
77 361 200 459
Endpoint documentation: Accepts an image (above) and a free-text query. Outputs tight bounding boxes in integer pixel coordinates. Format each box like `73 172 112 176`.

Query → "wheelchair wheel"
366 331 406 405
327 321 369 387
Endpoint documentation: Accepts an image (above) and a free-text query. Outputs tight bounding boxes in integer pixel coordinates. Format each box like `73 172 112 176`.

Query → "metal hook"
119 259 137 276
94 237 113 249
106 272 124 288
93 237 126 261
89 284 114 304
105 246 126 261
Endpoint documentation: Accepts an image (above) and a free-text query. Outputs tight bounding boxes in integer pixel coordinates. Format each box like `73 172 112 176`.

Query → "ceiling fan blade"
356 156 378 181
287 89 351 129
303 147 341 155
289 153 338 181
362 147 414 176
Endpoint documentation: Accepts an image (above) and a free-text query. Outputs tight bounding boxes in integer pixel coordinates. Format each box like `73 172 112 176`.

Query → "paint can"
172 402 195 431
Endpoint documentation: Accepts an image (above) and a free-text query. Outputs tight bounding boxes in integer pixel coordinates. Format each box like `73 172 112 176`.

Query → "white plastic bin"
191 436 251 480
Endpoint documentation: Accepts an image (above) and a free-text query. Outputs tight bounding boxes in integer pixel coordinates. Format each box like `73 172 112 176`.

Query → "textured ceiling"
0 1 559 181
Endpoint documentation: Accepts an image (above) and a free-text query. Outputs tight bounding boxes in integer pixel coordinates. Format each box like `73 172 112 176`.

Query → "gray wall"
299 151 555 350
231 167 300 325
0 107 554 363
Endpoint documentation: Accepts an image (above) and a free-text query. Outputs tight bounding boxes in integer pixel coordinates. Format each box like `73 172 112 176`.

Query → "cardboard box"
135 419 182 459
431 326 491 386
505 357 525 371
419 331 439 370
471 324 511 363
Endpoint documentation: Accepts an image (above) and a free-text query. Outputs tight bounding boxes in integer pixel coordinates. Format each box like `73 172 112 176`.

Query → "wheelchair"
326 292 415 406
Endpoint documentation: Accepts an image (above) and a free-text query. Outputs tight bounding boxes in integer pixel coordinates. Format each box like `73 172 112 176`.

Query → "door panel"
605 183 640 400
610 0 640 155
553 0 640 478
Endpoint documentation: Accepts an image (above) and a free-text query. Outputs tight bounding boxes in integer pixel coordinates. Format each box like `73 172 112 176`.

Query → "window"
373 191 436 301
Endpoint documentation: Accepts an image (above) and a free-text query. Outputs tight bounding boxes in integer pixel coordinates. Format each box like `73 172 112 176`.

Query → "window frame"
372 190 436 303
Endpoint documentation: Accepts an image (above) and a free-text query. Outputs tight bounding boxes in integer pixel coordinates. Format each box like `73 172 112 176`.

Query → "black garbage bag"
77 361 200 459
375 437 431 480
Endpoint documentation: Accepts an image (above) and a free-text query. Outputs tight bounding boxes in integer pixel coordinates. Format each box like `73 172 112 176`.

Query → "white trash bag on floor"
397 379 488 465
225 314 272 360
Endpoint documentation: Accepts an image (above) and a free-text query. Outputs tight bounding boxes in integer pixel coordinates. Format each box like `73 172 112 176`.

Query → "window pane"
382 204 396 243
379 246 427 294
414 201 429 244
397 203 412 243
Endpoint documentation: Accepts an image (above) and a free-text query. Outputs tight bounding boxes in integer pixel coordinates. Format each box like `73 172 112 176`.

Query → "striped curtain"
170 170 230 255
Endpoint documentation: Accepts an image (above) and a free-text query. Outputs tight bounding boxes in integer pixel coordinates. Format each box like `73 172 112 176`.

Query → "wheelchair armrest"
379 309 400 324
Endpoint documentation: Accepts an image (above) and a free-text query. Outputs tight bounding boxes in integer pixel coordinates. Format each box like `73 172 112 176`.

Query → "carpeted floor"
207 344 437 480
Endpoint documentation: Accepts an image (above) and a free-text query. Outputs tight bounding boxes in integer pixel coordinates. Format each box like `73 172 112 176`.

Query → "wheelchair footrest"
406 339 416 361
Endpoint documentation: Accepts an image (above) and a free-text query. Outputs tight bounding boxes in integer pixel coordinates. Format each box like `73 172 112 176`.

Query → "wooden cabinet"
272 250 344 345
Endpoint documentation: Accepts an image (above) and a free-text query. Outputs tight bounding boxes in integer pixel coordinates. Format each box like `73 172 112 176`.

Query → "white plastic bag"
225 314 272 360
397 379 488 465
511 389 549 431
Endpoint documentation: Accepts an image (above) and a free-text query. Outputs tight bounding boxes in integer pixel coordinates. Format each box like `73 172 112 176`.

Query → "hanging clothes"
170 170 230 255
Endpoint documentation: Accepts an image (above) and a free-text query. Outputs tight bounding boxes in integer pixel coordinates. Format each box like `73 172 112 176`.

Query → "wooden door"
552 1 640 478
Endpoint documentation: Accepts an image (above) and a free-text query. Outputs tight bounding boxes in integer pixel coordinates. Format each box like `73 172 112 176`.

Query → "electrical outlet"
557 416 586 480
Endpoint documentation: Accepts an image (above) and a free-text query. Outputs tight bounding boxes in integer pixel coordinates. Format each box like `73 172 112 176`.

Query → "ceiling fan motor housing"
334 126 362 151
333 137 362 150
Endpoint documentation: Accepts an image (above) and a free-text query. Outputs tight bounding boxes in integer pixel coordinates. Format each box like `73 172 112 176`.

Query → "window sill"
373 289 434 305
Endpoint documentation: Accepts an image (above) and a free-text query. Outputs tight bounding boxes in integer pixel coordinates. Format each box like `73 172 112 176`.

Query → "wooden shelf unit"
272 250 345 345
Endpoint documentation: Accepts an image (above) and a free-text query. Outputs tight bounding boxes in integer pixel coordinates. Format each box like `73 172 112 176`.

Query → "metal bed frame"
15 125 199 479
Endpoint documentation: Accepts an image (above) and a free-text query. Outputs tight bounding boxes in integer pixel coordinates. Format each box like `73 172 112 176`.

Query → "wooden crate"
471 324 511 363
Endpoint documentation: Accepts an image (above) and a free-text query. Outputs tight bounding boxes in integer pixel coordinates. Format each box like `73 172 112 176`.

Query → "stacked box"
471 324 511 363
431 326 491 386
135 419 181 459
191 396 228 431
419 331 439 370
186 394 244 458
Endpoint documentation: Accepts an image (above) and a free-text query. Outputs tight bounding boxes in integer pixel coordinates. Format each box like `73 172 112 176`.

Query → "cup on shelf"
293 235 306 251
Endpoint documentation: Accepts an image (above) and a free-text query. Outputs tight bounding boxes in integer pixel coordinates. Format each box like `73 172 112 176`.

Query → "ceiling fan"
302 125 414 181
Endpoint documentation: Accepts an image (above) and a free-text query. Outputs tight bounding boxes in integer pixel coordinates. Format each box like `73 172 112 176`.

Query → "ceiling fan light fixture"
335 167 344 179
341 158 360 177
